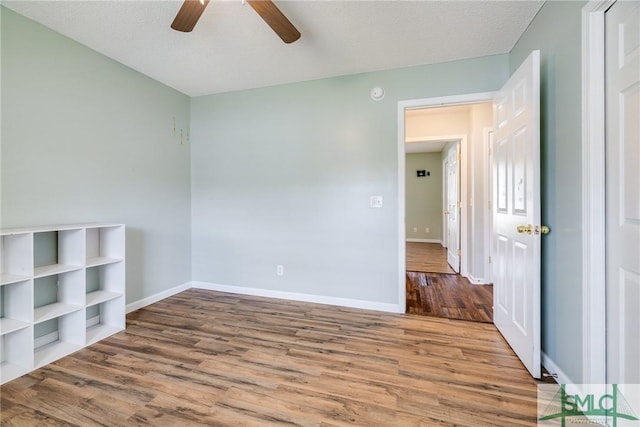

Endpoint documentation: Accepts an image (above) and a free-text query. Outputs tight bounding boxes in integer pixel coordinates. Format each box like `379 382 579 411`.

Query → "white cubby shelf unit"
0 223 125 384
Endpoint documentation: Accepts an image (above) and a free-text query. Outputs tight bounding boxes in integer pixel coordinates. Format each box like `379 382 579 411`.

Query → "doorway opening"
398 98 494 323
398 51 542 378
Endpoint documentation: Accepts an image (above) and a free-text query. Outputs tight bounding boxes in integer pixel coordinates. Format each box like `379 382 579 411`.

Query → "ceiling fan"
171 0 301 44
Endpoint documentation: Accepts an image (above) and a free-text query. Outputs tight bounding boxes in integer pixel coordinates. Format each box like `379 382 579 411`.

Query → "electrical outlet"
370 196 383 208
413 227 418 233
425 227 430 233
277 265 284 276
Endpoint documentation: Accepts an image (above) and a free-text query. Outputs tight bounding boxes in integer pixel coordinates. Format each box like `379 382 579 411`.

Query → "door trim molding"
446 139 464 273
397 92 495 313
581 0 613 385
483 127 494 285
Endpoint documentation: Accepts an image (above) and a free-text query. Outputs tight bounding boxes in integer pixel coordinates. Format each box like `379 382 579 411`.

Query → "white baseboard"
542 351 573 385
467 274 491 285
190 281 404 314
126 282 192 313
406 238 442 244
125 281 404 315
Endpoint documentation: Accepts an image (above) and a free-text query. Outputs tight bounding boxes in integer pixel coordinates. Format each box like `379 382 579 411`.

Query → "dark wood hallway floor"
406 272 493 323
406 242 493 323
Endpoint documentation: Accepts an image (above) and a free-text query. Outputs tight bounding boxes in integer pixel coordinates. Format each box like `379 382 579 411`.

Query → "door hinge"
488 255 492 264
457 249 461 256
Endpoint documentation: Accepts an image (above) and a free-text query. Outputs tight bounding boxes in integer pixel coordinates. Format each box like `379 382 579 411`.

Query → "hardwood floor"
406 242 493 322
406 242 455 274
1 289 545 426
406 272 493 323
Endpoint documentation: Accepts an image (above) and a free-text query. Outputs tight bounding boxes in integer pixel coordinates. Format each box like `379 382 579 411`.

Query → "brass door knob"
517 224 550 235
535 225 550 235
517 224 533 234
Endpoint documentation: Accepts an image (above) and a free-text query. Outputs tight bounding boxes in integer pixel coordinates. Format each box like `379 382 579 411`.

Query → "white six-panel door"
446 144 461 273
492 50 541 378
605 0 640 385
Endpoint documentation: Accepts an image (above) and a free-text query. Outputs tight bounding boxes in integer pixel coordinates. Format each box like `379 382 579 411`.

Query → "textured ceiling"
2 0 544 96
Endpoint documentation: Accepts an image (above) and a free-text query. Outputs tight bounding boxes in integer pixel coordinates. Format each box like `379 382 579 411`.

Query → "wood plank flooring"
406 272 493 323
406 242 455 274
406 242 493 322
1 289 546 426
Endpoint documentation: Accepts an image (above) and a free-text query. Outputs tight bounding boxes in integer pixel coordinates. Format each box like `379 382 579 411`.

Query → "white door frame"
442 154 448 249
484 128 494 284
444 140 462 272
397 92 495 312
581 0 613 386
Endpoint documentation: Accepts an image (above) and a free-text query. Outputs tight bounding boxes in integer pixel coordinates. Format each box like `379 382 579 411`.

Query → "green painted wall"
406 153 443 241
510 0 586 382
1 7 192 304
0 0 591 382
191 55 509 305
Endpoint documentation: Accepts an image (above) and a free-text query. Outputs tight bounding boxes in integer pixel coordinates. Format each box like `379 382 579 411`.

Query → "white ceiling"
405 104 485 153
2 0 544 97
405 139 450 153
405 106 464 153
405 104 472 119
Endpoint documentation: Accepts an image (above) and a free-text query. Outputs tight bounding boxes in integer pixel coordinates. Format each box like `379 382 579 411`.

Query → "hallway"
406 242 493 323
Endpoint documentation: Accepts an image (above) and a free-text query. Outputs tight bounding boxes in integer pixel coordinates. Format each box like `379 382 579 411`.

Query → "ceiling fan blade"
246 0 301 44
171 0 211 32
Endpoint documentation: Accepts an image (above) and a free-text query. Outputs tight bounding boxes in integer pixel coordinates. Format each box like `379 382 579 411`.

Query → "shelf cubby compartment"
85 263 124 345
1 279 33 336
1 326 33 384
85 225 125 268
34 270 84 324
1 232 33 285
33 229 84 278
85 297 125 345
33 310 84 368
85 262 124 302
